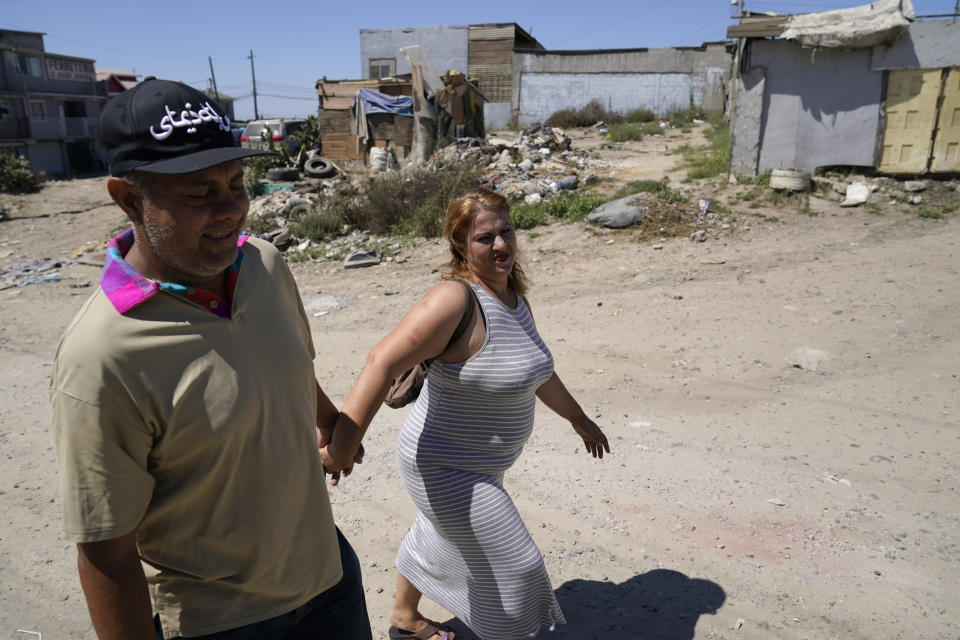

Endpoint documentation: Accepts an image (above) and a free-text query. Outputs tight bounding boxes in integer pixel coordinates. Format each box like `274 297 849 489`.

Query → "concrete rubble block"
586 195 649 229
904 180 926 192
840 182 870 207
521 181 542 195
518 159 534 173
343 250 381 270
909 195 923 205
691 230 707 242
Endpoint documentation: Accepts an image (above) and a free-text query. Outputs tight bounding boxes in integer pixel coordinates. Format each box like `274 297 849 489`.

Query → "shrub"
608 122 663 142
288 115 320 153
624 108 656 123
330 160 483 236
0 152 40 193
290 209 344 241
665 105 702 128
509 201 549 229
243 154 286 194
545 100 623 128
543 192 606 221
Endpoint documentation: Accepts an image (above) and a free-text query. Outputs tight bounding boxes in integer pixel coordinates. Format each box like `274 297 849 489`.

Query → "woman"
321 189 609 640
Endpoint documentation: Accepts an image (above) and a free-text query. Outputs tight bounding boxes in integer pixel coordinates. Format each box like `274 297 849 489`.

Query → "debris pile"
431 124 600 202
811 173 960 209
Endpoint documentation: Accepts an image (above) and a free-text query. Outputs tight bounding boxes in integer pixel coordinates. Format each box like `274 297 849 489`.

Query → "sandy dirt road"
1 129 958 639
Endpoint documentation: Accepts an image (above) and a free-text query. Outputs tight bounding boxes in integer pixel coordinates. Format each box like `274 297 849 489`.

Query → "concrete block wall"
512 45 732 124
517 72 704 124
360 26 469 79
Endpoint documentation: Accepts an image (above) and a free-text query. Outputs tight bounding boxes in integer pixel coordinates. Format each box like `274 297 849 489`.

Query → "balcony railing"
27 117 98 140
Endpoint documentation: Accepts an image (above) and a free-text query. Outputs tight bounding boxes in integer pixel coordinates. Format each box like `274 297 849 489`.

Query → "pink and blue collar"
100 228 247 315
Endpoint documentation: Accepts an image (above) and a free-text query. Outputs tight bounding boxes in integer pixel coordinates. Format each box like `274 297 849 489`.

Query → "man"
50 78 371 639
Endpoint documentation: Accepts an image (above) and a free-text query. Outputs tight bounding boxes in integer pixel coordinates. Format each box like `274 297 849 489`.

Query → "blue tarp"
354 89 413 117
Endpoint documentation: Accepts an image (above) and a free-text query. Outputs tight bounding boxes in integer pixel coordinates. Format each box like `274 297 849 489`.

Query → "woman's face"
464 207 517 284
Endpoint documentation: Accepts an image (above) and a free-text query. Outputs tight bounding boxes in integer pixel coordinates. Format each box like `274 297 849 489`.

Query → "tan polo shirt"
50 238 342 638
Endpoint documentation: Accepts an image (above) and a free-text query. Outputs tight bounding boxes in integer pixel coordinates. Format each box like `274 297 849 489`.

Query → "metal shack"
727 0 960 176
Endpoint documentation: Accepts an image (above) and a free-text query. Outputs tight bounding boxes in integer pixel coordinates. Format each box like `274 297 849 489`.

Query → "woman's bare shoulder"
411 278 472 317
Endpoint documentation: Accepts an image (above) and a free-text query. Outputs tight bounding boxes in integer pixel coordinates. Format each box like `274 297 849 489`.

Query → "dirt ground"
1 125 959 640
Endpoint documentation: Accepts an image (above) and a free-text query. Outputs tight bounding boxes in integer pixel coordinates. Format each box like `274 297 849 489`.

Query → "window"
368 57 396 80
29 100 46 122
17 55 43 77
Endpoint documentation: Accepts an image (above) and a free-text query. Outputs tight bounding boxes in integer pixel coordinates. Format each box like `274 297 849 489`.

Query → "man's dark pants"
155 528 373 639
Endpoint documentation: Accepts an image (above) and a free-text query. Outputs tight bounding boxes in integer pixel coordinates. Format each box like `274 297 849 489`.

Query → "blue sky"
1 0 956 121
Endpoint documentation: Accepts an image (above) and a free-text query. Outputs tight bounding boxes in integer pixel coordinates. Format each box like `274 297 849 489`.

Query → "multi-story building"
0 29 103 176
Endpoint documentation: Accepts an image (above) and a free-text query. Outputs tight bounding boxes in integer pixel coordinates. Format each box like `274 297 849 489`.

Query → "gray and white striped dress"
396 281 565 640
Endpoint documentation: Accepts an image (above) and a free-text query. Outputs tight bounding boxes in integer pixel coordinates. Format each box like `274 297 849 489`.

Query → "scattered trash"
0 258 69 290
343 250 381 269
768 497 786 506
630 420 652 427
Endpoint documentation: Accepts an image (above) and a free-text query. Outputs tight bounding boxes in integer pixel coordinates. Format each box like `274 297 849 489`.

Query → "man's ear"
107 177 144 224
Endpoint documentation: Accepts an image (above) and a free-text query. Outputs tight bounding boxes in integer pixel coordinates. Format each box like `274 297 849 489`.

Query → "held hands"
571 415 610 459
317 422 364 486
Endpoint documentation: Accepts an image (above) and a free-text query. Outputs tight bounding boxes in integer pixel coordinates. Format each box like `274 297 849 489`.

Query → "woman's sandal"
387 618 454 640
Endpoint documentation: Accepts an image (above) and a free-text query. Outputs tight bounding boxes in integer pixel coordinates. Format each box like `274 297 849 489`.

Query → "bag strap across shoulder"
444 278 477 351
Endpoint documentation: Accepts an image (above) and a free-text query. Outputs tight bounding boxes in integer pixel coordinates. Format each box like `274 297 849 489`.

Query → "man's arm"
77 529 154 640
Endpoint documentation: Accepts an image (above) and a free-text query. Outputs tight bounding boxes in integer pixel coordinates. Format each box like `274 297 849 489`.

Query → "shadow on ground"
440 568 725 639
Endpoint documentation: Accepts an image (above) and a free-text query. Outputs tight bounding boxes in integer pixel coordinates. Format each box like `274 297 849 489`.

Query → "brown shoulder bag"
383 279 477 409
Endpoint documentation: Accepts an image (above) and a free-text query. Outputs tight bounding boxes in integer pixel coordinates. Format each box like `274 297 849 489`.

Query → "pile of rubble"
433 124 600 204
810 173 960 208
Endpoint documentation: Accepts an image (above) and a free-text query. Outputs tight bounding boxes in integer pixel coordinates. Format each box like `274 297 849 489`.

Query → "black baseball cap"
99 77 273 176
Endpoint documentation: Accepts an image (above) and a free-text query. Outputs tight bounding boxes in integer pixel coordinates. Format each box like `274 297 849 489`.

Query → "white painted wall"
517 72 702 124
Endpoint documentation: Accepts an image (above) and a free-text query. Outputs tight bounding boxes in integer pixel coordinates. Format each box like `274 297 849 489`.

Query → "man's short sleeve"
52 387 155 542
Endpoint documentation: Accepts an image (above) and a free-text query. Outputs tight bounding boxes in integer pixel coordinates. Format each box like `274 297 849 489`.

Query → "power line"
255 93 317 101
676 12 732 43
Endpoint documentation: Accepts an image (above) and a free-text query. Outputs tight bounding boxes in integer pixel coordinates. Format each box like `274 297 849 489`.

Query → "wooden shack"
315 78 413 171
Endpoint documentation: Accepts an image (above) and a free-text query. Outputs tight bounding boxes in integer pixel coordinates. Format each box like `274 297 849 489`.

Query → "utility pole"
248 49 259 120
208 56 219 102
738 0 744 18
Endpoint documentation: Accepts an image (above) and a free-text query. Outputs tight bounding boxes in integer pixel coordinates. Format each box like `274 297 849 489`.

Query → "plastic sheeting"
353 89 413 116
780 0 915 49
